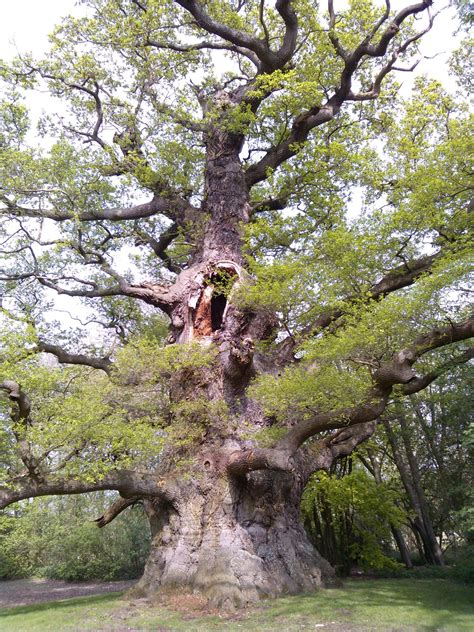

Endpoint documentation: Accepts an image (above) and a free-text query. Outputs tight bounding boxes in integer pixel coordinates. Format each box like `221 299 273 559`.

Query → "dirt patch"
147 589 249 620
112 589 260 626
0 578 137 608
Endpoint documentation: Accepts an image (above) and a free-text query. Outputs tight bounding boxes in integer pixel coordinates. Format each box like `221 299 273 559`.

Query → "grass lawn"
0 578 472 631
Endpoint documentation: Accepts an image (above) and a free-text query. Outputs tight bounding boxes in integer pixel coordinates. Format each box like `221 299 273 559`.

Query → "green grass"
0 579 473 631
0 592 124 632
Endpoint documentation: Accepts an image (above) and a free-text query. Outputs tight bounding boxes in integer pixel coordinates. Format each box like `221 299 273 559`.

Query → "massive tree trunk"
128 121 340 605
137 470 335 607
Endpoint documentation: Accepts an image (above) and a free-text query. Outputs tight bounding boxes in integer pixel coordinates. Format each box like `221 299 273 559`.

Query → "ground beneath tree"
0 578 472 631
0 578 137 608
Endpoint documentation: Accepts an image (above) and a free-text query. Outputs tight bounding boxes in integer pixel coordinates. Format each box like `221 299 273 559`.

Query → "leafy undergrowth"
1 579 473 631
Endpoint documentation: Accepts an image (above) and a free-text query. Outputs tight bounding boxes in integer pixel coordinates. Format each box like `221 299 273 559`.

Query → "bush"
451 545 474 584
371 550 474 584
371 565 451 580
0 493 150 581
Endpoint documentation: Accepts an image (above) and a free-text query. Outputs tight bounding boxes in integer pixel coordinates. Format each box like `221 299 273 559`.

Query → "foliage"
0 0 470 483
302 468 407 572
451 545 474 584
0 0 471 600
0 493 150 580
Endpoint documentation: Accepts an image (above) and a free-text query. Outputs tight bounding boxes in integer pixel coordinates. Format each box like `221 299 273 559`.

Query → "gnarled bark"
136 469 335 607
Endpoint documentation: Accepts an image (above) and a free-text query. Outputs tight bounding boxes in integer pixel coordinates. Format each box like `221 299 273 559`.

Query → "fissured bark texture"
137 470 335 607
133 120 336 606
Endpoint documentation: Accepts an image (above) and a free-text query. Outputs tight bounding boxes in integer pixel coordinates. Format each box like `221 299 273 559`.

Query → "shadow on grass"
1 579 472 631
0 591 124 618
256 579 473 632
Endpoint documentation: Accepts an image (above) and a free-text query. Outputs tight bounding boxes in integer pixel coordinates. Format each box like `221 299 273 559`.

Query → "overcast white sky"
0 1 81 59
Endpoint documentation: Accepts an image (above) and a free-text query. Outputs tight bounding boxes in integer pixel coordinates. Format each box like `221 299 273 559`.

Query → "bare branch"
31 69 109 149
250 195 289 215
36 275 176 312
0 381 40 480
133 222 181 273
328 0 348 59
145 37 261 69
259 0 271 46
346 11 435 102
401 347 474 394
94 496 140 528
3 194 196 223
174 0 298 72
0 380 31 423
311 421 378 471
375 317 474 387
36 341 113 374
275 0 299 67
174 0 267 69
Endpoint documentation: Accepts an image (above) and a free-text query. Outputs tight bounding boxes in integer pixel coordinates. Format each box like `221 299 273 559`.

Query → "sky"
0 1 82 59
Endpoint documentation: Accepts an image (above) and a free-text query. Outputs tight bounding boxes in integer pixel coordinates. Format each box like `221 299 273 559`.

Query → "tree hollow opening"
192 267 238 337
211 292 227 331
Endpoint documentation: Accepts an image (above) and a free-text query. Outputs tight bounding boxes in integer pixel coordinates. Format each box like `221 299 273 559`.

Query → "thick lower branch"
277 318 474 453
0 471 180 511
94 496 140 528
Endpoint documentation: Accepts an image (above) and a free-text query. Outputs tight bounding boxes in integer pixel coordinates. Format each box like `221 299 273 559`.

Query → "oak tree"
0 0 472 606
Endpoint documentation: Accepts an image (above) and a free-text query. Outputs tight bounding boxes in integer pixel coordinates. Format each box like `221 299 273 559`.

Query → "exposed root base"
134 471 336 608
129 579 336 612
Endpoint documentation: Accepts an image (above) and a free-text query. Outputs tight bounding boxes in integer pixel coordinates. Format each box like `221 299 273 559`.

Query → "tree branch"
3 194 194 224
145 37 261 70
174 0 267 69
174 0 298 72
226 447 295 476
0 381 40 481
274 0 299 67
93 496 140 528
276 317 474 453
274 252 440 365
346 12 435 102
36 275 177 312
245 0 433 187
133 222 181 273
0 470 180 511
310 421 378 472
36 341 113 374
401 347 474 394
